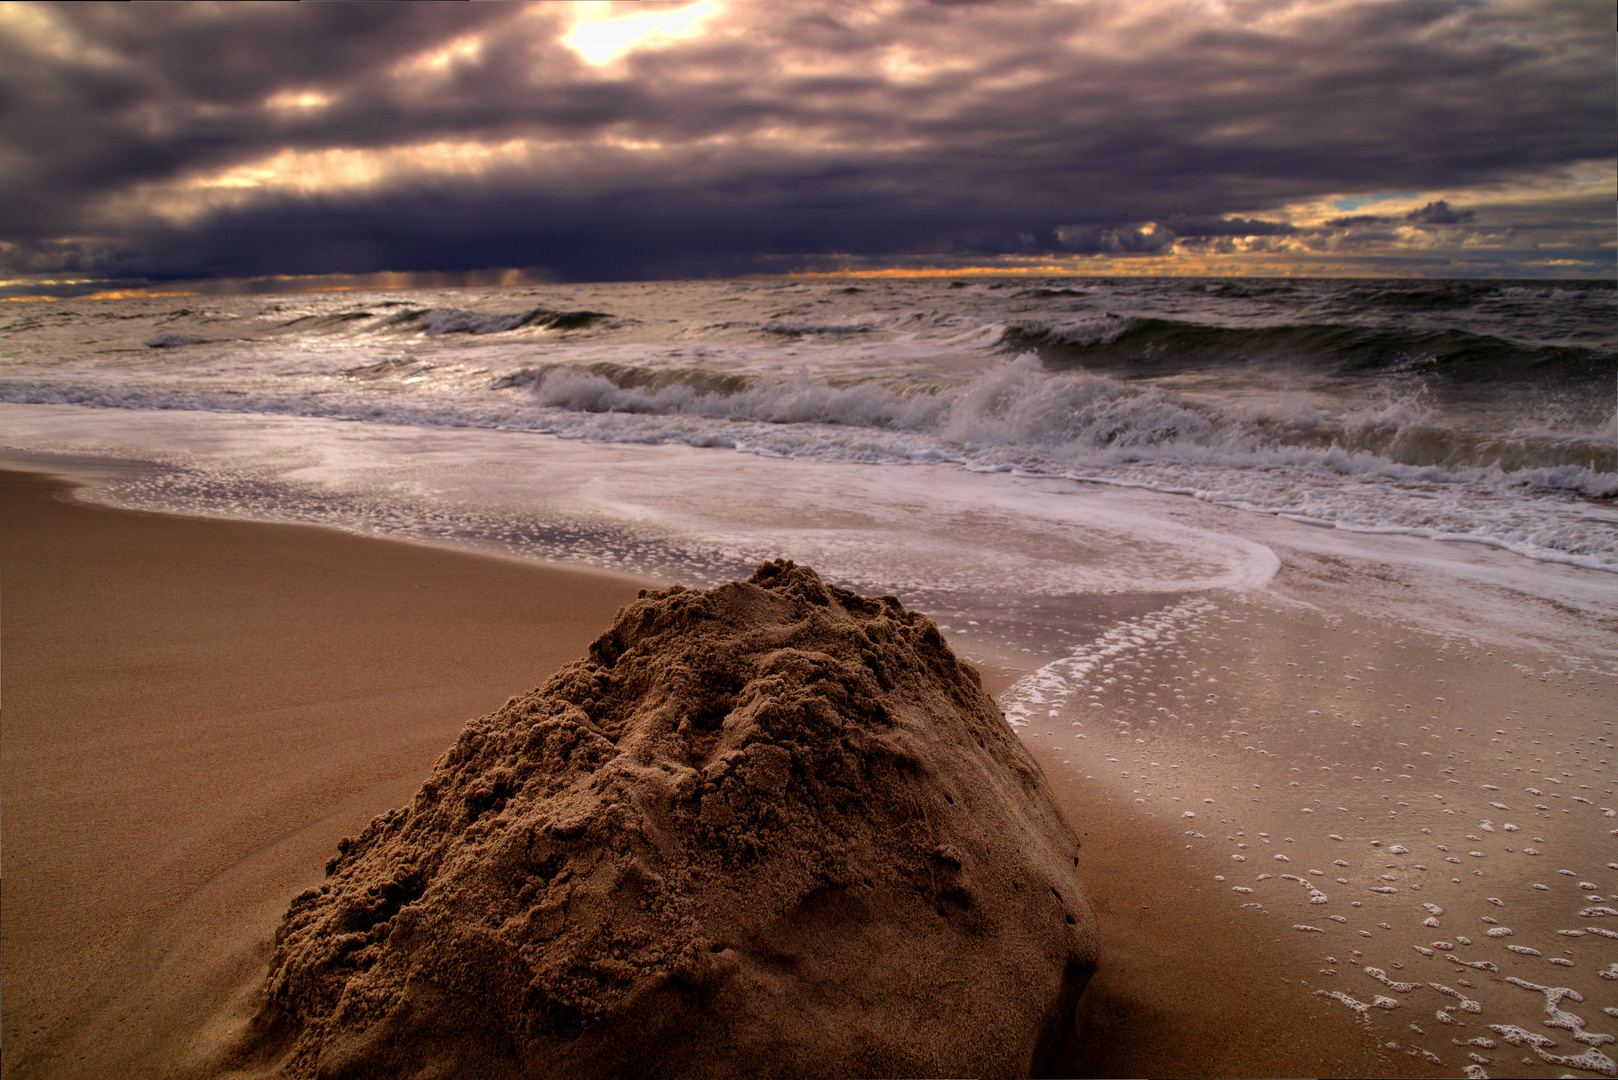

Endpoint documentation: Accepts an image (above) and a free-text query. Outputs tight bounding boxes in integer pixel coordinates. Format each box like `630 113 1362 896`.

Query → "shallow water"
1016 589 1617 1076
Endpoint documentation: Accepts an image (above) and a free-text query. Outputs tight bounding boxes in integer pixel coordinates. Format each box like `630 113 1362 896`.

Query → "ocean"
4 274 1617 1071
3 275 1614 568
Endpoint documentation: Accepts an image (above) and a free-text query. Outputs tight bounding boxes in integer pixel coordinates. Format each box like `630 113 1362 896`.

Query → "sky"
1 0 1613 296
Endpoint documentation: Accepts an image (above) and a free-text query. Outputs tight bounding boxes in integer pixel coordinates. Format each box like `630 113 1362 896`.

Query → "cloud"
1405 199 1475 225
1 0 1612 285
1325 214 1395 228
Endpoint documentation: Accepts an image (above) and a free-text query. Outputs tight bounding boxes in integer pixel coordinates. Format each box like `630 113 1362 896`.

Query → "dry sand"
3 465 1448 1078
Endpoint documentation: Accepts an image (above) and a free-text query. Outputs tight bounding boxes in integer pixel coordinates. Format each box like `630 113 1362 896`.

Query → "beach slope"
2 467 1445 1079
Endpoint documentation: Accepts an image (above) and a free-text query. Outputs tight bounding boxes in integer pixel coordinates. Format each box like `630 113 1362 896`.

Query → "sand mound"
252 561 1098 1079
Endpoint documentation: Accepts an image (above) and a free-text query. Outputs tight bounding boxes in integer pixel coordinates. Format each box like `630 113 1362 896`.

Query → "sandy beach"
0 462 1474 1079
4 2 1612 1074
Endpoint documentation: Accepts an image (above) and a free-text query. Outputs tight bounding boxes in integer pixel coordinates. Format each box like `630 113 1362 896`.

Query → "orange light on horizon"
0 267 553 303
2 289 203 303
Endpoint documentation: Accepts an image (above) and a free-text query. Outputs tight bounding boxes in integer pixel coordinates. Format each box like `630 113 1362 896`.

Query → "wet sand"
4 465 1460 1078
1008 545 1618 1078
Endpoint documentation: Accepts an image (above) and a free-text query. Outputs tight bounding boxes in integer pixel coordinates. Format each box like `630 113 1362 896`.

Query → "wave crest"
276 306 612 337
487 355 1616 485
413 307 610 335
495 362 945 429
999 316 1616 383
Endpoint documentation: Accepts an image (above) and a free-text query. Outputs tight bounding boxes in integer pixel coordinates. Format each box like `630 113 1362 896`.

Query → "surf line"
1000 596 1219 730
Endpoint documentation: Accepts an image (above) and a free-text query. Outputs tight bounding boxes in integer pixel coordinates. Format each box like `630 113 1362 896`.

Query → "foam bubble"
1317 990 1402 1023
1429 983 1482 1013
1365 967 1417 992
1444 955 1498 973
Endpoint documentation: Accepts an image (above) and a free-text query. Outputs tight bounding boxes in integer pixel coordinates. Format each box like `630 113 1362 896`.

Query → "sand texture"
248 561 1098 1079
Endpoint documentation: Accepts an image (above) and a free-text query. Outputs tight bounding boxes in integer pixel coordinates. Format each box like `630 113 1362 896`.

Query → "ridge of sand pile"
252 561 1098 1079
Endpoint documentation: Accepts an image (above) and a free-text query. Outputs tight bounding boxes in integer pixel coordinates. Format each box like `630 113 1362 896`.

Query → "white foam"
0 405 1285 608
1429 983 1481 1013
1317 990 1402 1023
1365 967 1417 992
1444 955 1497 973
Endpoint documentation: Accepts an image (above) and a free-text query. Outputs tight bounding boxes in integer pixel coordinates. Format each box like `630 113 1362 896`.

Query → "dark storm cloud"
1324 201 1477 228
1 0 1611 284
1405 200 1475 225
1326 214 1397 228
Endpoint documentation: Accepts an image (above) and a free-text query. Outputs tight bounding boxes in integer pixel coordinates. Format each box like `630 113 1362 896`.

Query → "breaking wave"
481 356 1616 485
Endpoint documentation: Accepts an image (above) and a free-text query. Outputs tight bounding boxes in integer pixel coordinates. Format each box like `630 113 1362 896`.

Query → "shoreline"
1 462 1470 1078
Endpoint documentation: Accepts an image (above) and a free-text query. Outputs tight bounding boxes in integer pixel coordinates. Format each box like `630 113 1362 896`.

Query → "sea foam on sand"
245 561 1098 1079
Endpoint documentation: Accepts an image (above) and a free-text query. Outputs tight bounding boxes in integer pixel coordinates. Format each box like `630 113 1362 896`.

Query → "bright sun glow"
265 90 333 113
563 1 721 66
